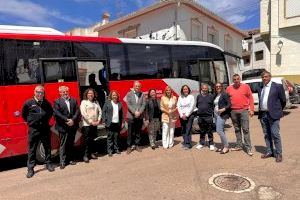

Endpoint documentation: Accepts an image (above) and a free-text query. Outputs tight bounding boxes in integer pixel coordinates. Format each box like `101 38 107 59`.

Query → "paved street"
0 106 299 200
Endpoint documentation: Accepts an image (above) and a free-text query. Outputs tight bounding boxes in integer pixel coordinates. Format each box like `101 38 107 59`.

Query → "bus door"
76 59 108 108
40 58 80 103
76 59 108 140
40 58 80 152
197 59 217 92
174 59 216 96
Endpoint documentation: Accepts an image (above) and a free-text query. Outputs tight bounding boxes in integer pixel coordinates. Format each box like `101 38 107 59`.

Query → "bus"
0 30 233 160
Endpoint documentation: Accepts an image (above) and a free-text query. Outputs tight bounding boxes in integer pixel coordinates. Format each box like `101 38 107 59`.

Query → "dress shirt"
260 81 272 111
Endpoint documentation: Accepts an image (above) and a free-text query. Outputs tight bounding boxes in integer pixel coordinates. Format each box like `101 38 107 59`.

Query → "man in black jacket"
195 83 215 151
54 86 80 169
22 85 54 178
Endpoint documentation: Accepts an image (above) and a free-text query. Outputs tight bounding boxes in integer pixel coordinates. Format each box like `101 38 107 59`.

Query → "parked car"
242 77 292 112
285 80 300 104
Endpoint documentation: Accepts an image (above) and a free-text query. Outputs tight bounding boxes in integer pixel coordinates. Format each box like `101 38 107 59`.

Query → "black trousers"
27 126 51 170
82 125 97 157
127 118 143 147
107 123 121 153
59 128 76 164
198 116 214 145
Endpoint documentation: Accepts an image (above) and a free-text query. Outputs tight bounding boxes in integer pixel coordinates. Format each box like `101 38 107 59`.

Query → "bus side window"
43 61 76 83
108 44 126 81
2 40 41 85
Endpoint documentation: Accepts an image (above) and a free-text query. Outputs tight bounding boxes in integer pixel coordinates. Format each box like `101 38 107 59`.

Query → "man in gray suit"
126 81 146 154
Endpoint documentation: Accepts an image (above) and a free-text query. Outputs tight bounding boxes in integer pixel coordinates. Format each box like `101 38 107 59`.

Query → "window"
285 0 300 18
242 55 251 65
43 60 77 83
16 59 41 84
108 44 126 80
207 26 218 45
191 18 203 41
255 51 264 61
125 44 171 79
214 60 228 84
77 61 106 86
35 41 73 58
124 29 138 38
224 34 233 52
246 82 262 93
1 40 42 85
73 42 105 58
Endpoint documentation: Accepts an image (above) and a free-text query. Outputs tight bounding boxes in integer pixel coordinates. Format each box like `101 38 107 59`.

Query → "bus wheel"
36 142 46 163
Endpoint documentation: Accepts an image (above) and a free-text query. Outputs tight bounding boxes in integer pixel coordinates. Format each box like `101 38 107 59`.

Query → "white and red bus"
0 28 235 160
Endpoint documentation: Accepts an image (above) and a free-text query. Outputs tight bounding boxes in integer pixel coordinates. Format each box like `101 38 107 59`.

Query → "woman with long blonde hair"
160 86 177 149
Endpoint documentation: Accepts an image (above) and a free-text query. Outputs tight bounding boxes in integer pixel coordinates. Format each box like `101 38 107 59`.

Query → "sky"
0 0 260 32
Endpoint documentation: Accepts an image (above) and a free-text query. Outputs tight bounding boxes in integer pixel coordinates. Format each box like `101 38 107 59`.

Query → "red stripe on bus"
0 33 122 43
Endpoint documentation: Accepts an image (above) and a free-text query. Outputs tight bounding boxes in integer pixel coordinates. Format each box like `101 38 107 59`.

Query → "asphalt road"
0 106 299 200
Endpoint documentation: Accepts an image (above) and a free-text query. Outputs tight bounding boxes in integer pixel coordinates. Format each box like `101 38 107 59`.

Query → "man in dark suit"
54 86 80 169
126 81 146 154
258 71 286 162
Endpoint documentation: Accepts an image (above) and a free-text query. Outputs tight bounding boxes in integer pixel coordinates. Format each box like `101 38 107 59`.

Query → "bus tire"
36 141 46 163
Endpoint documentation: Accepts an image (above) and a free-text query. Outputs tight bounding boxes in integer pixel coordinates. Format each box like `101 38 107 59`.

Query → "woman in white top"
80 88 102 163
177 85 195 149
102 90 123 157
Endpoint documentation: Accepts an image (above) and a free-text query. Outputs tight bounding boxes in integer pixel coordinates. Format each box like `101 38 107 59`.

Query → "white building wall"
261 0 300 83
98 3 244 57
99 4 176 39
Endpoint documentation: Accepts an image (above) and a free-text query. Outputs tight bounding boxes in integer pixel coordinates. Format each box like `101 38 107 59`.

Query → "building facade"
242 29 270 72
261 0 300 83
95 0 245 56
67 0 246 77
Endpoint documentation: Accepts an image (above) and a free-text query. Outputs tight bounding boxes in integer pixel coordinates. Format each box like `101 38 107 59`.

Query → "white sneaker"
196 144 204 150
209 145 215 151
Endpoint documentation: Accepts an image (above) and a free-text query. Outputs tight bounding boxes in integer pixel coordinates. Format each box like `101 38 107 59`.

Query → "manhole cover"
209 173 255 193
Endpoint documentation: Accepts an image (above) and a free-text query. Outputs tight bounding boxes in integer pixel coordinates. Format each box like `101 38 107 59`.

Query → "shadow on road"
254 145 267 154
0 155 27 172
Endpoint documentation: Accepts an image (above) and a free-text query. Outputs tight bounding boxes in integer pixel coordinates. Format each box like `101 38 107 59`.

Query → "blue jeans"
180 114 194 148
215 113 229 148
260 112 282 155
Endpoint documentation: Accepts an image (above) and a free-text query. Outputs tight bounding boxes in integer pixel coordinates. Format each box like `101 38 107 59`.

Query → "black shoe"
60 163 66 169
261 153 274 159
46 164 55 172
151 145 155 150
276 154 283 162
26 169 34 178
108 152 113 157
83 156 89 163
69 161 77 165
115 150 121 154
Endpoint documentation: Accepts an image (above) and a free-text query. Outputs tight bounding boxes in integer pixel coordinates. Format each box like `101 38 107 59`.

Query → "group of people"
21 70 286 179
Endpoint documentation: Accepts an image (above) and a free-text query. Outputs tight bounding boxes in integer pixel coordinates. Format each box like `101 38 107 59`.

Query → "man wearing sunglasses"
22 85 54 178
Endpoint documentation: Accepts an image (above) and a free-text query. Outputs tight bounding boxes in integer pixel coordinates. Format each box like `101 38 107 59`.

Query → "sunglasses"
35 91 44 94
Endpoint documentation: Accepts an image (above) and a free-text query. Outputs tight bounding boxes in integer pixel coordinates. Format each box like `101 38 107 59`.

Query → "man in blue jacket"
258 71 286 162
